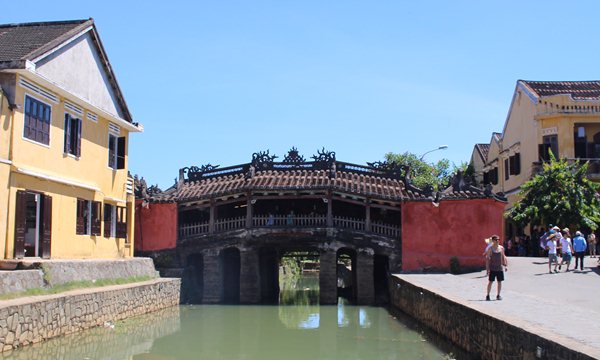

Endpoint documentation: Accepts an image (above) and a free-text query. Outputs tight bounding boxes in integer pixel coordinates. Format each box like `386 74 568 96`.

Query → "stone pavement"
395 256 600 359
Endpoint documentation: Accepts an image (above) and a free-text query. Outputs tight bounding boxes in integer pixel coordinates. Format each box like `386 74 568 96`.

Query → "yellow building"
472 80 600 238
0 19 143 259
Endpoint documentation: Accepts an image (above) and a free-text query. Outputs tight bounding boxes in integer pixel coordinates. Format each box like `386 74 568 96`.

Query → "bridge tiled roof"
151 169 498 204
167 169 414 202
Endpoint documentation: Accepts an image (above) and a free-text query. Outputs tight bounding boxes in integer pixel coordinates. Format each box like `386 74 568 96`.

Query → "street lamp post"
419 145 448 161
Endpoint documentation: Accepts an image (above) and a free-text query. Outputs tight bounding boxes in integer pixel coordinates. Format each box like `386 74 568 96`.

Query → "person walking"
588 232 597 258
558 228 574 272
573 231 587 271
485 235 508 301
546 231 559 274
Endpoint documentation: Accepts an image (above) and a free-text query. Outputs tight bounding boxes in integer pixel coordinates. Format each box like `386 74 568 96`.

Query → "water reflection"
1 274 467 360
0 306 181 360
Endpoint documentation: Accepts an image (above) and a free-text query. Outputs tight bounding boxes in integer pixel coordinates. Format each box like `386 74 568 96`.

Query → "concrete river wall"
389 275 595 360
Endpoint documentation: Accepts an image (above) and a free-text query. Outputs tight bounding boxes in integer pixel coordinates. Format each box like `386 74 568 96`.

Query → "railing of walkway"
333 217 365 232
179 215 400 238
371 221 401 238
253 215 327 227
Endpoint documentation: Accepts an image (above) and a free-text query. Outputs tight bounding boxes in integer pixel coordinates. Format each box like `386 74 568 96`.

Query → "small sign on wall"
541 127 558 136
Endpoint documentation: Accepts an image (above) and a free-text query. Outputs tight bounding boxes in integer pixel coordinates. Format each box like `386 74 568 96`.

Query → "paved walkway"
395 256 600 359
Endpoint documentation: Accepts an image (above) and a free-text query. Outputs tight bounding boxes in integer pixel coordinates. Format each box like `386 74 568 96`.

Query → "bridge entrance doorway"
336 248 356 302
278 250 320 305
221 248 240 304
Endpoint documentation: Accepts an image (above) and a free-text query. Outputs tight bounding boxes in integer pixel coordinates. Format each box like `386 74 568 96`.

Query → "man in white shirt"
546 231 559 274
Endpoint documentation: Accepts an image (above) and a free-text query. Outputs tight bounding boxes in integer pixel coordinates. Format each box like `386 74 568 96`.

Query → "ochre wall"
135 201 177 252
401 199 505 271
3 74 137 259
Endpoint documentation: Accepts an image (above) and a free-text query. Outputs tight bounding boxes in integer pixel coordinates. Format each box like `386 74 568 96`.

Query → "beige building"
0 19 143 259
472 80 600 238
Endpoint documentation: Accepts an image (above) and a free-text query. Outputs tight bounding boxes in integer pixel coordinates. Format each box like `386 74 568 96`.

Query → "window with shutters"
24 95 51 145
509 153 521 175
116 206 127 239
76 199 101 235
108 134 126 170
504 159 510 180
64 113 82 157
104 203 115 238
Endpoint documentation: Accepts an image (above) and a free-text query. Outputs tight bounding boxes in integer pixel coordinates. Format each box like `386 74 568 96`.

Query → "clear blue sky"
4 1 600 188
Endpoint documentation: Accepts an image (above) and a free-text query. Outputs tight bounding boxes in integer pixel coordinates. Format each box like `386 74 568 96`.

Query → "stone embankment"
0 278 180 352
0 258 180 353
389 262 599 360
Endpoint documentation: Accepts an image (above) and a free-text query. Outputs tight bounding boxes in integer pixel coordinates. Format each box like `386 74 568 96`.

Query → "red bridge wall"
401 199 505 272
135 201 178 252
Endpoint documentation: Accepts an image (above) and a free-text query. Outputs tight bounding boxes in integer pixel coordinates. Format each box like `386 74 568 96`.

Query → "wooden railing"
179 215 400 238
253 215 327 227
371 221 401 238
179 222 210 238
214 217 246 233
333 216 366 232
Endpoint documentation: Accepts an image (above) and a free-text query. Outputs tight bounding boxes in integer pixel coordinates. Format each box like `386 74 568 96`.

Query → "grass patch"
0 275 153 301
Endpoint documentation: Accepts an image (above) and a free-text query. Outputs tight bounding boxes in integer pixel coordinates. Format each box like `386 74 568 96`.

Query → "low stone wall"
0 270 44 294
0 258 159 295
0 278 180 352
389 276 595 360
37 258 159 286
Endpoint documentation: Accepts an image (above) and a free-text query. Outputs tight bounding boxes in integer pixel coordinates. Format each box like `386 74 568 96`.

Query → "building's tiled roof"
521 80 600 100
0 19 91 64
475 143 490 162
0 19 135 124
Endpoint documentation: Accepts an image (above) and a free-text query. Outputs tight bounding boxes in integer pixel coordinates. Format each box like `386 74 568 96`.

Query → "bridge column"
326 192 333 227
245 194 253 229
240 247 261 304
209 200 215 234
319 249 337 304
365 201 371 232
202 251 222 303
356 249 374 305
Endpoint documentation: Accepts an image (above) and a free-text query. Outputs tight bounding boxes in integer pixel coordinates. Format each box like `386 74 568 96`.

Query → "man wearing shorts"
485 235 508 301
546 231 559 273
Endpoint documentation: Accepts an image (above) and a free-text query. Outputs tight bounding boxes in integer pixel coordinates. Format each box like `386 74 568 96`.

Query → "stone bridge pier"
192 242 380 306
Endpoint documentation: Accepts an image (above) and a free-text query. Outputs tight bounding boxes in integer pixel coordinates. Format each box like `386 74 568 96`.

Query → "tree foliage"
505 156 600 230
384 151 462 190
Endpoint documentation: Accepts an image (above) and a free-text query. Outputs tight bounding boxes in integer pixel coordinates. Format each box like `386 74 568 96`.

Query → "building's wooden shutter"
104 204 112 237
116 206 127 238
76 118 82 157
14 190 27 259
483 171 489 185
504 159 510 180
76 199 85 235
64 114 71 154
117 137 126 169
41 195 52 259
91 201 101 236
514 153 521 175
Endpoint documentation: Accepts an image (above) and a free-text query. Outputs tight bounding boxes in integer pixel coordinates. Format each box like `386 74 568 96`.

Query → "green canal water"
1 275 468 360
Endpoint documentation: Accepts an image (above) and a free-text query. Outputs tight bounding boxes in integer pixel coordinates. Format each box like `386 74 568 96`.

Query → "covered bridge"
134 148 505 305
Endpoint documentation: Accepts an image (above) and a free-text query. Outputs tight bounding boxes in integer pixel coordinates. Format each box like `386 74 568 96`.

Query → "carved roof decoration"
146 148 506 203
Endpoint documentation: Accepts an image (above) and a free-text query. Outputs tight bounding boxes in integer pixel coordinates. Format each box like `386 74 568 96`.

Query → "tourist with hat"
546 230 559 274
572 231 587 271
485 235 508 301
